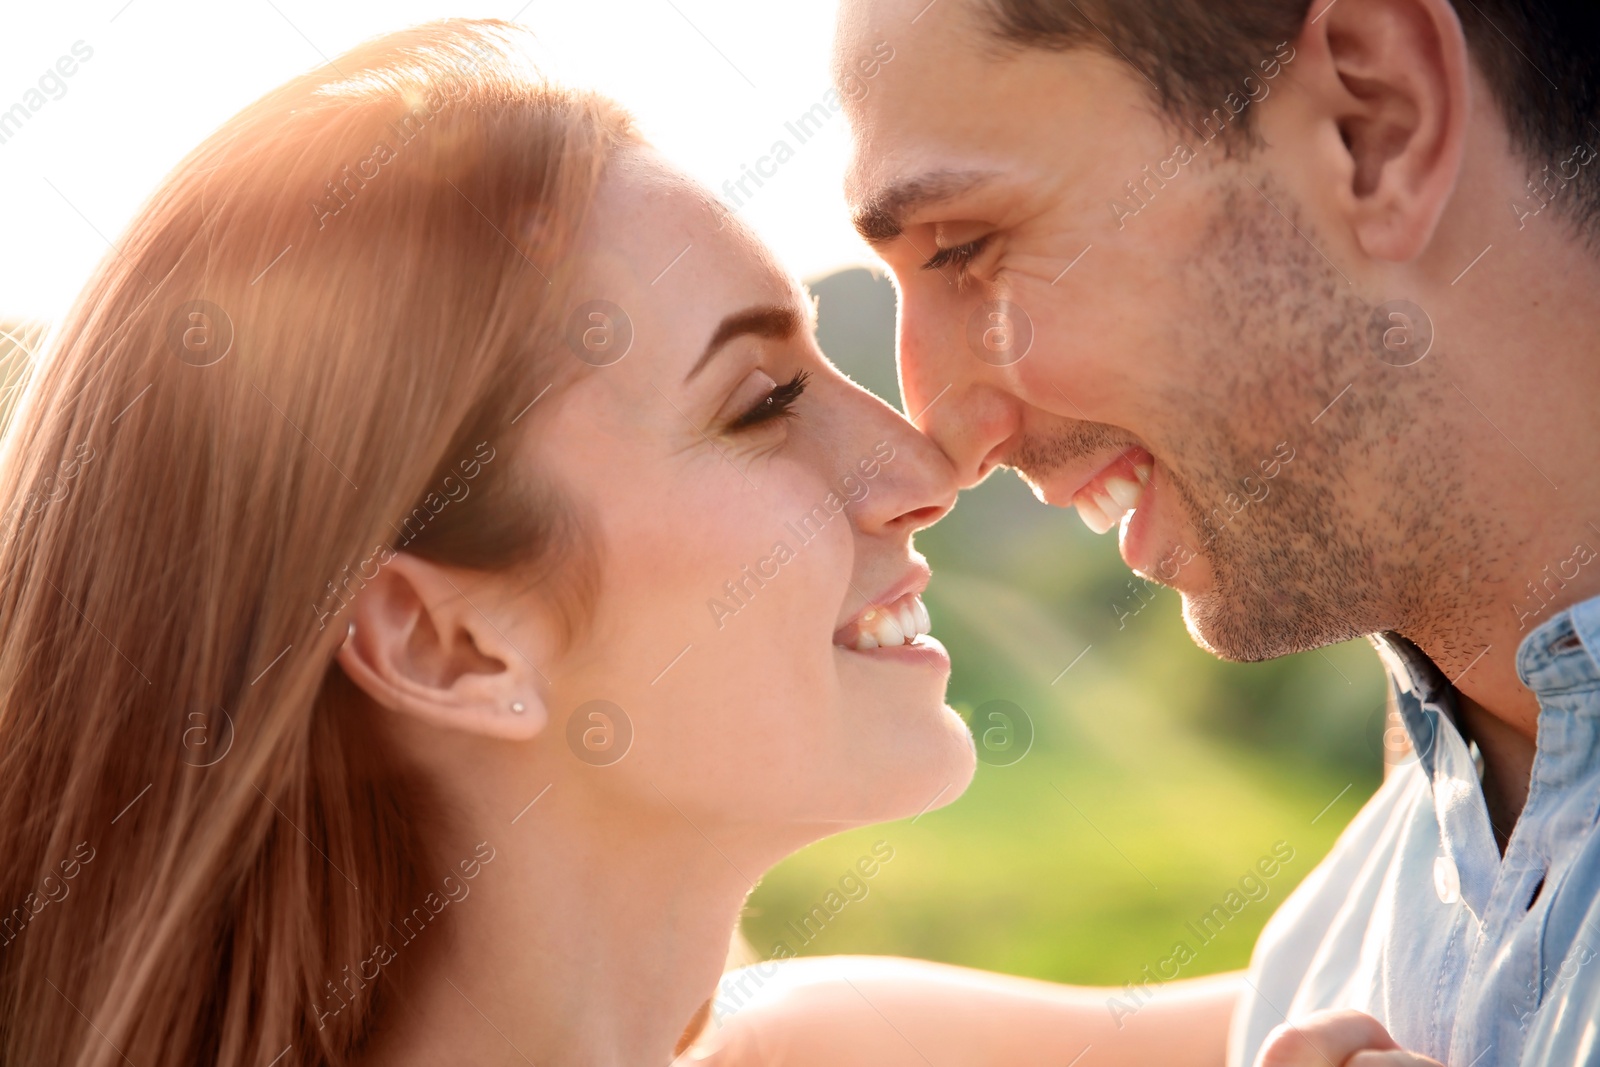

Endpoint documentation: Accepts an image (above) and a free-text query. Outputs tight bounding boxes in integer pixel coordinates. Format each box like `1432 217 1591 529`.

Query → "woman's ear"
1293 0 1470 261
335 553 552 741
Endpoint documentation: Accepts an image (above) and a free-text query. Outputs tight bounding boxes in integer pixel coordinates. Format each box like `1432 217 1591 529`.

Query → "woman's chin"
918 706 980 808
847 705 978 825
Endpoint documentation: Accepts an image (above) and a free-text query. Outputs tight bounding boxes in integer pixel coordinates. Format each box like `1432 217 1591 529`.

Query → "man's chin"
1179 586 1364 664
1174 577 1284 662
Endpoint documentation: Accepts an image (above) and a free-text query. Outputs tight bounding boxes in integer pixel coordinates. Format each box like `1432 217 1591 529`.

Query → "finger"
670 1027 742 1066
1347 1052 1447 1067
1256 1010 1399 1067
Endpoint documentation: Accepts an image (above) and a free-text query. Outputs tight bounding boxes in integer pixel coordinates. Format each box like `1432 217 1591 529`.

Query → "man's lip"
1030 445 1155 508
832 562 932 645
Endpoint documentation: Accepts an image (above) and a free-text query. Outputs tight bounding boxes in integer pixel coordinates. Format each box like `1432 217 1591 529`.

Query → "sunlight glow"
0 0 872 319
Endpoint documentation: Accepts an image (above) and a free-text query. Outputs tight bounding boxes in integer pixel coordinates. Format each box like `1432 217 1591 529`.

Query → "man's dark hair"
983 0 1600 234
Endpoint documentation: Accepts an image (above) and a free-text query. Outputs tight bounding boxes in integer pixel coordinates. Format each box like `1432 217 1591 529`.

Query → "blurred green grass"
738 271 1388 985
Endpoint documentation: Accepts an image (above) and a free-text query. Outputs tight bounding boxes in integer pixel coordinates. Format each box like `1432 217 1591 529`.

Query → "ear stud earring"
510 701 526 715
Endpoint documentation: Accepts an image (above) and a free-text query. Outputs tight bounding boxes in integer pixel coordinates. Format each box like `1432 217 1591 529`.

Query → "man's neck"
1403 527 1595 849
1389 168 1600 842
1456 690 1538 853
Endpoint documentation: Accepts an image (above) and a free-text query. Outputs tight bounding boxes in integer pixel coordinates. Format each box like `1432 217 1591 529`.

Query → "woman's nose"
844 395 959 538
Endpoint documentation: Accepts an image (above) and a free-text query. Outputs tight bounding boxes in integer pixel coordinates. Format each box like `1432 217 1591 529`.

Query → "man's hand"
1255 1010 1445 1067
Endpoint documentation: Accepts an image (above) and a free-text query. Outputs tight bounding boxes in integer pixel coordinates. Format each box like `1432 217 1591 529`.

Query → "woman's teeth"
849 594 932 651
1073 460 1153 535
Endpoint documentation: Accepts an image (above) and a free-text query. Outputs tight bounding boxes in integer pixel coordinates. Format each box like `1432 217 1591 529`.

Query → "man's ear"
335 553 551 741
1295 0 1470 261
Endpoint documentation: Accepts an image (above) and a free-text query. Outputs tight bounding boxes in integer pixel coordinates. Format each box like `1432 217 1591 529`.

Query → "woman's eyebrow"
684 304 801 382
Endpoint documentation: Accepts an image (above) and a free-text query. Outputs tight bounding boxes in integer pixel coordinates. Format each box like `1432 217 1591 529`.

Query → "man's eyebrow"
684 304 802 382
851 170 999 243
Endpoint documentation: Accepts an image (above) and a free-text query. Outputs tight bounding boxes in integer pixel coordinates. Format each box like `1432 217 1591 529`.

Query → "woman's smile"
829 558 953 674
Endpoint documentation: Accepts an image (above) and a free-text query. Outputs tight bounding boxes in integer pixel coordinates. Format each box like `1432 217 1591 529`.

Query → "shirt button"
1434 855 1461 904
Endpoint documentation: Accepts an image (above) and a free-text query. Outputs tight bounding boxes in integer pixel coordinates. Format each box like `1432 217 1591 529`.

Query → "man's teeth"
1104 475 1142 509
1075 494 1116 535
851 595 932 651
1073 462 1153 535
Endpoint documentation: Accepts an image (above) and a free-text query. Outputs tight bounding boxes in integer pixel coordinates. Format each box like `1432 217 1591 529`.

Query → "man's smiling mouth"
1071 448 1155 534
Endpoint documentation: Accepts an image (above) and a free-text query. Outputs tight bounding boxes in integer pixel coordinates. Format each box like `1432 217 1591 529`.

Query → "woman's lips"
833 590 933 651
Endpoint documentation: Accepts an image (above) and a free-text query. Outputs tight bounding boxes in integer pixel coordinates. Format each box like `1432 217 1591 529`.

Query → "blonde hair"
0 20 631 1065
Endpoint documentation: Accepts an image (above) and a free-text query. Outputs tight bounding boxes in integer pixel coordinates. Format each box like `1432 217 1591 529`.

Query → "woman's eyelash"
922 236 990 275
729 370 810 431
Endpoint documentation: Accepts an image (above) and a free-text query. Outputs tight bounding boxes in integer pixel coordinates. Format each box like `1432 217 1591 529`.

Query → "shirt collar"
1371 596 1600 723
1519 594 1600 698
1371 597 1600 816
1370 630 1453 707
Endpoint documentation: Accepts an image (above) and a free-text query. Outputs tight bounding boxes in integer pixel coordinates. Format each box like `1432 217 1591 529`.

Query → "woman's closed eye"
726 370 809 432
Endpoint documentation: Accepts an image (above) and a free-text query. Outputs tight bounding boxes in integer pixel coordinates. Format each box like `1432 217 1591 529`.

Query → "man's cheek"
840 74 870 102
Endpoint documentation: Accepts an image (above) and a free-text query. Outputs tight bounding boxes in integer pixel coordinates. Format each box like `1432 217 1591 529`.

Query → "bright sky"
0 0 877 321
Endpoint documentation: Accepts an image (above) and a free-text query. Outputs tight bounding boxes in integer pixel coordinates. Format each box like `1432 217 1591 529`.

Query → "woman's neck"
357 787 759 1066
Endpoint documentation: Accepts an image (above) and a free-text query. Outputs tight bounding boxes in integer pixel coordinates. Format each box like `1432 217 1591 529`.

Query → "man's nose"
897 290 1023 489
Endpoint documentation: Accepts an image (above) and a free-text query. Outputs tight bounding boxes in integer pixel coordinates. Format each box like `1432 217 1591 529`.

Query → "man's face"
834 0 1472 663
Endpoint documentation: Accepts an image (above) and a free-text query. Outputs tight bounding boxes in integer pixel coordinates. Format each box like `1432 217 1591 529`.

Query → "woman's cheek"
698 476 853 648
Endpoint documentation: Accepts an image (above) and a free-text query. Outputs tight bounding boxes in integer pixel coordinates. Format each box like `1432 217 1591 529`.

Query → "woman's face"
527 150 974 841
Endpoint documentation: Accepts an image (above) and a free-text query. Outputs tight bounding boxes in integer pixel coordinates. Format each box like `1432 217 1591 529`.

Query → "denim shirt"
1229 599 1600 1067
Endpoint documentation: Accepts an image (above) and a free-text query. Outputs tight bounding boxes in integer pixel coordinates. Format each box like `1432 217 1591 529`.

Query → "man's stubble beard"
1016 176 1503 668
